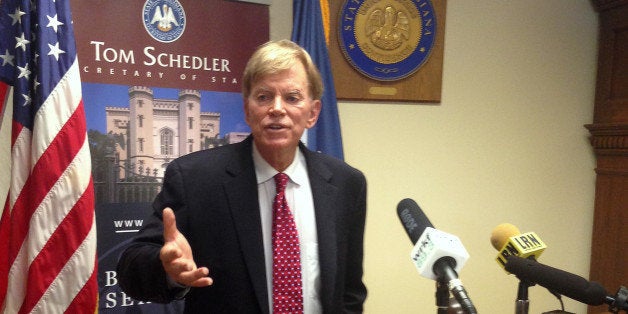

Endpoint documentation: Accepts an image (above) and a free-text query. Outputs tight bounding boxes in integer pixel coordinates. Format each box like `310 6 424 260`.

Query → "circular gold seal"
354 1 422 65
339 0 436 81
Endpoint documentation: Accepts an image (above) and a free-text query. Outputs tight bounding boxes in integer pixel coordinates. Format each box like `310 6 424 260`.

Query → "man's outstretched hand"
160 207 213 287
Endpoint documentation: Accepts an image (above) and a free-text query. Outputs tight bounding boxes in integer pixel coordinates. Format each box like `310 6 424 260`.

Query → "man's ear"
243 100 251 124
306 99 322 129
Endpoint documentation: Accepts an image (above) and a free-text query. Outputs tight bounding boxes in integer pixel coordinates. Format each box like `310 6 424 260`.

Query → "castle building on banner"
105 86 245 180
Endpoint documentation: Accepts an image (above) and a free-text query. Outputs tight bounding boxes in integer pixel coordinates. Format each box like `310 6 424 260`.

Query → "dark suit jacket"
117 136 367 313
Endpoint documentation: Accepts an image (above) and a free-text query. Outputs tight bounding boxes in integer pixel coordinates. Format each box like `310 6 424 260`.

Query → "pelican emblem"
142 0 186 43
366 6 410 51
151 4 179 32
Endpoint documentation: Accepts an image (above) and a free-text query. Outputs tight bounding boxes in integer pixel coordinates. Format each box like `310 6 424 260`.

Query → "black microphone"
504 255 610 306
397 198 478 314
398 198 433 243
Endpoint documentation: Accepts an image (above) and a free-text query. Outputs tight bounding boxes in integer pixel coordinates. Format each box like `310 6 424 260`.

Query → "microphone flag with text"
490 223 549 314
397 198 478 314
490 223 547 270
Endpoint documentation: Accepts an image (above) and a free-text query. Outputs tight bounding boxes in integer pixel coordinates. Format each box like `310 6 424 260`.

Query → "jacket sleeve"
116 160 189 303
342 170 368 313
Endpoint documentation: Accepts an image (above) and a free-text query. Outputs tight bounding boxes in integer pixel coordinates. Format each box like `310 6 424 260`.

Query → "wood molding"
586 123 628 150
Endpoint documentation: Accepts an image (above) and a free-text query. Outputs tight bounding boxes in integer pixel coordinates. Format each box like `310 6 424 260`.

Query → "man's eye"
256 94 269 102
285 95 302 103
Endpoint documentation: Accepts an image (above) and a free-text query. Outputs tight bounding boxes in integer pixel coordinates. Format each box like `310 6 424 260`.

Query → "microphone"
397 198 477 314
490 223 547 270
491 223 550 314
504 255 612 307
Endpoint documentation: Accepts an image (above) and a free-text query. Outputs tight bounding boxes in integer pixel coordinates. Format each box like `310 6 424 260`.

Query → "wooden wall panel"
587 1 628 313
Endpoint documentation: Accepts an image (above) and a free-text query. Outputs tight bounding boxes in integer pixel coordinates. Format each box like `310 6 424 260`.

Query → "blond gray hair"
241 39 323 100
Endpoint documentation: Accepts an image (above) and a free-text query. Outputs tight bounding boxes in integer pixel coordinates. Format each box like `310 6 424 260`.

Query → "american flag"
0 0 98 313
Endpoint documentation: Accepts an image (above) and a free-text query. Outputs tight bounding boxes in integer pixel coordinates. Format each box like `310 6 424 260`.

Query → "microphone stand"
606 286 628 313
436 280 450 314
515 279 533 314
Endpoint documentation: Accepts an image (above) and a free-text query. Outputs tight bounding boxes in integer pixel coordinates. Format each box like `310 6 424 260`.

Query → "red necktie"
272 173 303 314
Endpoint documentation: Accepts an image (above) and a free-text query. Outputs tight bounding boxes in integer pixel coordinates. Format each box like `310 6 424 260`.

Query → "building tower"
178 89 201 155
128 86 156 176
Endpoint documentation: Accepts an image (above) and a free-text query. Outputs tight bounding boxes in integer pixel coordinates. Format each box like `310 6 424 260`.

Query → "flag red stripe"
10 120 22 148
19 179 94 314
0 83 7 118
7 101 87 267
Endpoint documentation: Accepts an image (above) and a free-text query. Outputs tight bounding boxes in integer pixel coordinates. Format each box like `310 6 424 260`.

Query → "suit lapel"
224 138 270 314
304 148 339 311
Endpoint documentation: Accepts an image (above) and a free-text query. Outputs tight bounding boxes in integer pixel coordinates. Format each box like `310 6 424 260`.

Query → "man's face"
244 62 321 156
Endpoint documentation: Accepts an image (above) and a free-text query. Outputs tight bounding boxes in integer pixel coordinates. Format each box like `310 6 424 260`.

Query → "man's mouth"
267 124 285 130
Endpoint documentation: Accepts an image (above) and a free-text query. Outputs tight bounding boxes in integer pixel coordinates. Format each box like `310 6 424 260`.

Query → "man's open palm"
160 207 213 287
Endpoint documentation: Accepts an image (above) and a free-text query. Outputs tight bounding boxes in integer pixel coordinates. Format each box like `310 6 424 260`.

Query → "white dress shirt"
253 143 322 314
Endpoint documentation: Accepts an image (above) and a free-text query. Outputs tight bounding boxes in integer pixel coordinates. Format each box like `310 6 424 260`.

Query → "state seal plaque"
339 0 436 81
330 0 446 102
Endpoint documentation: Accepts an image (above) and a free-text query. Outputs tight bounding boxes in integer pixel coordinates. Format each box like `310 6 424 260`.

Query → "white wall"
271 1 598 313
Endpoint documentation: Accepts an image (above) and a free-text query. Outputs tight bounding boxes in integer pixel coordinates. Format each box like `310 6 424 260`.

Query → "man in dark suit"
117 39 367 313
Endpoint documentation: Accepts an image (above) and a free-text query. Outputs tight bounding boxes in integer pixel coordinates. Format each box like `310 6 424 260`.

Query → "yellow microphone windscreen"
490 223 521 251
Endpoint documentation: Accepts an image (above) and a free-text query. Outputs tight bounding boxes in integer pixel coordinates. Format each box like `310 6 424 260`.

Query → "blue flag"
292 0 344 160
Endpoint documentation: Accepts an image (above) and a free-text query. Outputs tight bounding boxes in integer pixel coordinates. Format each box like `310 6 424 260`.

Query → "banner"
69 0 269 311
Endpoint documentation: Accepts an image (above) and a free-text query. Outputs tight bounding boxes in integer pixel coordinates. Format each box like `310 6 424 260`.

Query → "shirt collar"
252 143 308 187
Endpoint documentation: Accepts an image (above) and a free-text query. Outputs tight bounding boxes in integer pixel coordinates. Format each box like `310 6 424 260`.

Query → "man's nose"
269 97 285 114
